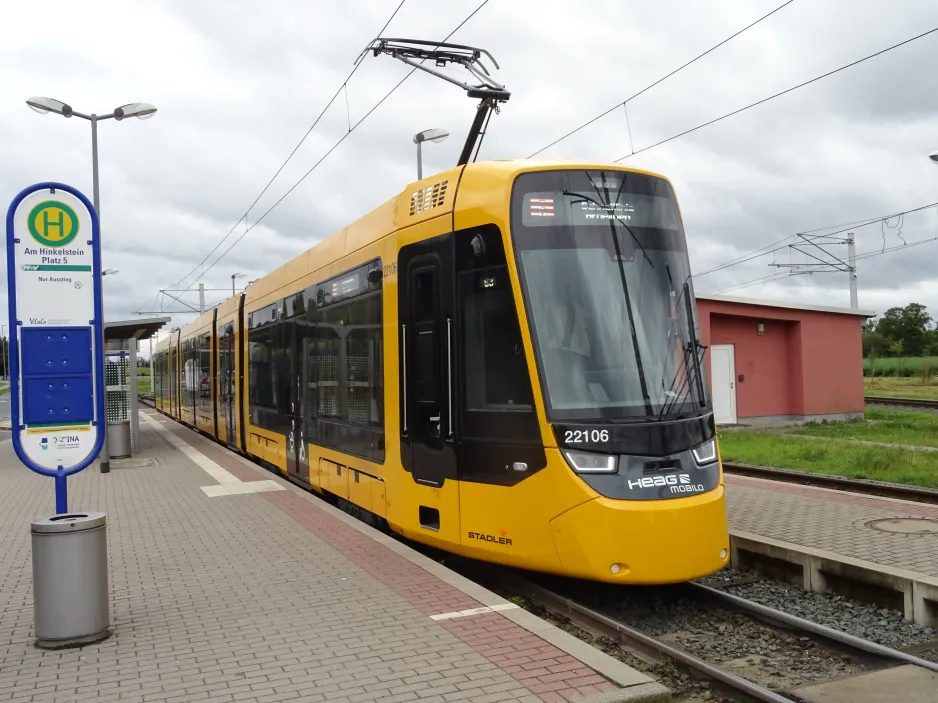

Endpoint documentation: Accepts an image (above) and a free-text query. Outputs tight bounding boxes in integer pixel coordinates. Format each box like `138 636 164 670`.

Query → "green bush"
863 356 938 377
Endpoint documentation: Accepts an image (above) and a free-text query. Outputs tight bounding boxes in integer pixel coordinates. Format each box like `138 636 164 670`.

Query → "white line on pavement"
140 412 285 497
429 604 519 621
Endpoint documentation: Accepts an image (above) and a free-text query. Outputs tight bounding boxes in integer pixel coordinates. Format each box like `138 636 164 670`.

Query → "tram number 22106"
564 429 610 444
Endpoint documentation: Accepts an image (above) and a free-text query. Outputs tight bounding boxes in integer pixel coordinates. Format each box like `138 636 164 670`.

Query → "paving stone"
725 475 938 576
0 413 644 703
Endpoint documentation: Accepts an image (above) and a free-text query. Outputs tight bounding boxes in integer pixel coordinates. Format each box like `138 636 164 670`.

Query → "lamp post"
231 272 247 296
413 128 449 180
27 96 157 474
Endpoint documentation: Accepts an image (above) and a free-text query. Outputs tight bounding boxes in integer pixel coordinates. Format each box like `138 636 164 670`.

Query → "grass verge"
865 375 938 400
790 407 938 449
718 430 938 488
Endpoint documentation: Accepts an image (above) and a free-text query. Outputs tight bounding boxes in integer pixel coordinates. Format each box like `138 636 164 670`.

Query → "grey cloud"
4 0 938 336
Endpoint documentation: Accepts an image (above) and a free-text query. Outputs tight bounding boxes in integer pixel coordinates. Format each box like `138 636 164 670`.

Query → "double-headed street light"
413 128 449 180
26 97 156 218
27 96 157 475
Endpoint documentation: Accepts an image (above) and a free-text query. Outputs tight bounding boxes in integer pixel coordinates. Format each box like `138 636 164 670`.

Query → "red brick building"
696 293 874 425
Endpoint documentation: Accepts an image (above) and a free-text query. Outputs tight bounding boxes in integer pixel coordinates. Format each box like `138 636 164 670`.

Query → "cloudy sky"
3 0 938 352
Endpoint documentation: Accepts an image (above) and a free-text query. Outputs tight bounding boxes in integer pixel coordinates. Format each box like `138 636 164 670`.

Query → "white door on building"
710 345 737 425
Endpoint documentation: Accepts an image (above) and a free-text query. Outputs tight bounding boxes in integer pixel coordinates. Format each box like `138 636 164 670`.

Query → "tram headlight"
692 439 717 466
563 450 617 474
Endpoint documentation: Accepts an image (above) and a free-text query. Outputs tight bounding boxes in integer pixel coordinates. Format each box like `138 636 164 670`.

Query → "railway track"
721 461 938 505
496 571 938 703
865 395 938 410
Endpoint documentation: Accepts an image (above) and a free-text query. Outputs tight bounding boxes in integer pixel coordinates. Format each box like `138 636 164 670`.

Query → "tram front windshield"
509 169 708 422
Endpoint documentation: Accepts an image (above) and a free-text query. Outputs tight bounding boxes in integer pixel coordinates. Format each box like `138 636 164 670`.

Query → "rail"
721 460 938 504
688 582 938 672
865 395 938 409
497 572 938 703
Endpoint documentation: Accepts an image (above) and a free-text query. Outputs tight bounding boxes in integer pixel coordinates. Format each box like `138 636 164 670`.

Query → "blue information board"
6 183 105 513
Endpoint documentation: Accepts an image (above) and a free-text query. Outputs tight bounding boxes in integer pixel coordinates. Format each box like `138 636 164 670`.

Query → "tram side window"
248 304 280 431
190 340 199 410
412 269 438 404
153 353 161 401
455 224 539 445
198 332 211 412
170 346 177 404
306 262 384 462
347 294 383 432
182 340 195 411
461 265 533 412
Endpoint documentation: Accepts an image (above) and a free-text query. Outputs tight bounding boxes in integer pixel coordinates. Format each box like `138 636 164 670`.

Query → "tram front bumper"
549 486 729 584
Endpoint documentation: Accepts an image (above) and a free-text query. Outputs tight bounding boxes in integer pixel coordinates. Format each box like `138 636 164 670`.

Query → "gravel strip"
539 578 878 694
722 576 937 650
523 599 735 702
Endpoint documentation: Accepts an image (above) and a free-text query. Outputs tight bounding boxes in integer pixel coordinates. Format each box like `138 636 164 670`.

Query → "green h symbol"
43 208 65 238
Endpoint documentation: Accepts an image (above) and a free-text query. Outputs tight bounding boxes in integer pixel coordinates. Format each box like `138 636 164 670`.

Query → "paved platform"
725 474 938 625
0 411 666 703
726 474 938 577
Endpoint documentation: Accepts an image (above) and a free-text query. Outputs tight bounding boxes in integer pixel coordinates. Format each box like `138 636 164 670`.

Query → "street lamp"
102 269 119 276
27 96 157 475
929 150 938 164
231 272 247 296
413 128 449 180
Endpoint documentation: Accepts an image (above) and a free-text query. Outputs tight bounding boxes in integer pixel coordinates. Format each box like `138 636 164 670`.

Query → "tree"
875 303 932 357
862 332 887 357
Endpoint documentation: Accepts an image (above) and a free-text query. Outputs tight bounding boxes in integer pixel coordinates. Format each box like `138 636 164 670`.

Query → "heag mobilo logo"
627 473 705 494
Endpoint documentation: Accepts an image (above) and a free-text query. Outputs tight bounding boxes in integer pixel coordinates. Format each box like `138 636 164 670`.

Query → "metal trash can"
31 512 110 649
107 421 132 458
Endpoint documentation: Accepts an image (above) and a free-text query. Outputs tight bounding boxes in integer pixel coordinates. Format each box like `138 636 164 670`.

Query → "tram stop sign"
5 183 105 513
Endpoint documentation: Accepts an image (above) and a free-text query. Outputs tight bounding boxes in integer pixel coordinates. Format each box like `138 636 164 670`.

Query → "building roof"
696 292 876 318
104 317 170 341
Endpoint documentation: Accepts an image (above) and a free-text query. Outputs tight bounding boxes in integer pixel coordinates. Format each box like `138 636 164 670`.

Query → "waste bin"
107 421 132 458
31 512 110 649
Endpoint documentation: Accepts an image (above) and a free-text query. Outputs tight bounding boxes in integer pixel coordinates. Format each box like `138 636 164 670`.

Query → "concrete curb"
731 530 938 627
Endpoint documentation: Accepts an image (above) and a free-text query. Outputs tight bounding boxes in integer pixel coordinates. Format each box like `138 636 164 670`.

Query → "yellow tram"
153 160 730 584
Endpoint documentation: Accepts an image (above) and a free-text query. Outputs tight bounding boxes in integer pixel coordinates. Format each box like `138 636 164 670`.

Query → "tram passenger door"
399 238 458 489
286 316 308 481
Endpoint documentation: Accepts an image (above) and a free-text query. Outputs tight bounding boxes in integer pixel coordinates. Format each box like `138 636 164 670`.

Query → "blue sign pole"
6 182 106 513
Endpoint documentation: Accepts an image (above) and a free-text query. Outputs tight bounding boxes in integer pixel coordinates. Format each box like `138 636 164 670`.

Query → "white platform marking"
141 413 285 497
429 603 519 621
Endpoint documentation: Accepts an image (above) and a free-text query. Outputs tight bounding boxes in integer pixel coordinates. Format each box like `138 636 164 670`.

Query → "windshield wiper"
657 338 707 420
657 276 708 420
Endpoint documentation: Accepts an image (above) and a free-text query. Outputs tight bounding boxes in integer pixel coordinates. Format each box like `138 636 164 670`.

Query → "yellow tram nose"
548 487 730 584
